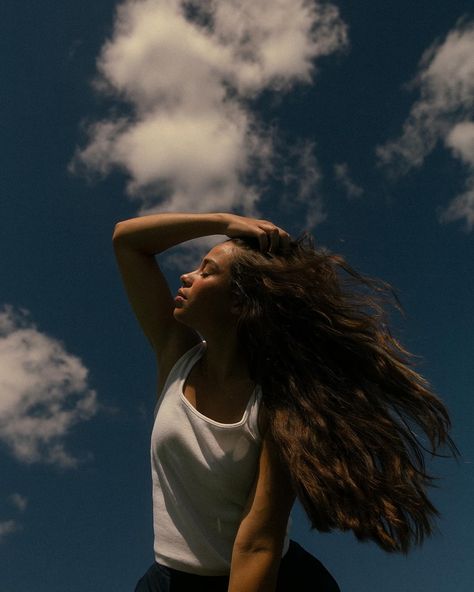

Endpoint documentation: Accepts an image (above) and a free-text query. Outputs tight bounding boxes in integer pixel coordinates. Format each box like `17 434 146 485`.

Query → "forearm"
227 547 282 592
112 212 228 255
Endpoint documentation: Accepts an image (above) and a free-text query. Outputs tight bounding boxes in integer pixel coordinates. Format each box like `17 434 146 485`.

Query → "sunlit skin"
173 241 240 340
173 240 254 421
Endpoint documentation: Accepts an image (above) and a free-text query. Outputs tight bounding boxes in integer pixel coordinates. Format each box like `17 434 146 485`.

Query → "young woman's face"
173 241 239 333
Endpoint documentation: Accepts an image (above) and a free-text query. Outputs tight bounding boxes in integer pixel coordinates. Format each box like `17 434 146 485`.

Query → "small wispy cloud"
277 139 326 228
0 305 98 468
0 494 28 544
71 0 348 227
0 520 20 544
9 493 28 513
333 162 364 199
376 19 474 231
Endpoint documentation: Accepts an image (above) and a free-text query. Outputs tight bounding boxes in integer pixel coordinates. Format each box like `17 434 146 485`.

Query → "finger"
279 231 291 253
257 229 269 252
268 227 280 252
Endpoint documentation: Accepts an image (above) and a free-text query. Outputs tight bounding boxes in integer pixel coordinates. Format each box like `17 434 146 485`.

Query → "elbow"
233 535 284 556
233 542 274 556
112 220 129 244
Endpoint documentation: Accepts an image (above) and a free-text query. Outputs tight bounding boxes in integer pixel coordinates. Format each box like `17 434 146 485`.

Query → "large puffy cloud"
71 0 348 222
0 305 98 468
376 20 474 231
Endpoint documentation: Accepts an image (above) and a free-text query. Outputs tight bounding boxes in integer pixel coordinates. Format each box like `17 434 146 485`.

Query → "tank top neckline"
179 343 258 429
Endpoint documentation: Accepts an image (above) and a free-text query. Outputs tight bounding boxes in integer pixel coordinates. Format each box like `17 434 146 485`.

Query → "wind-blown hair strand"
228 234 458 553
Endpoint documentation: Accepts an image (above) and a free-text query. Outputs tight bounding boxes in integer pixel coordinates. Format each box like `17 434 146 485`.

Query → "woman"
112 212 457 592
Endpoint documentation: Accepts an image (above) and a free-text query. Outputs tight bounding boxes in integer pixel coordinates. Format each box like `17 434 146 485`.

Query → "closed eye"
199 261 218 277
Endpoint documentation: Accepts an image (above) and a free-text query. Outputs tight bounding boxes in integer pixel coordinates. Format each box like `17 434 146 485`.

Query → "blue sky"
1 1 473 590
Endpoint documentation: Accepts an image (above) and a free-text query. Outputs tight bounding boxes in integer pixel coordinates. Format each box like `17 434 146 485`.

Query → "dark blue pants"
135 540 340 591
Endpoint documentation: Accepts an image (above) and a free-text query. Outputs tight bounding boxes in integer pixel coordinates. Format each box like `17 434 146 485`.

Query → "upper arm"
112 226 200 381
234 426 296 554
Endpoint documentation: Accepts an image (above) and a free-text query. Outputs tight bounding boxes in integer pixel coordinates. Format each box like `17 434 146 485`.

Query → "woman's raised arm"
112 212 290 389
112 213 226 385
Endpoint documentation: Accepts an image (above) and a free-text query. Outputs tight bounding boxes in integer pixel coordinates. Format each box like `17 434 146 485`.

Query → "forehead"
203 241 238 267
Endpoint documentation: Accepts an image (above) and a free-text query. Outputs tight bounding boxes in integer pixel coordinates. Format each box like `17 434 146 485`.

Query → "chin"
173 308 193 327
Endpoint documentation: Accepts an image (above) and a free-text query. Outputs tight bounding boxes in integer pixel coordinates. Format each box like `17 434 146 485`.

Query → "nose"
180 271 193 286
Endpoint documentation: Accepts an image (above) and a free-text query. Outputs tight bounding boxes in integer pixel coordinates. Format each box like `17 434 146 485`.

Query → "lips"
175 290 187 306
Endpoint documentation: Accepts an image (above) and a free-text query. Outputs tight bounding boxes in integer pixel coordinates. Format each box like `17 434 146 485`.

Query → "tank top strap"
246 386 263 442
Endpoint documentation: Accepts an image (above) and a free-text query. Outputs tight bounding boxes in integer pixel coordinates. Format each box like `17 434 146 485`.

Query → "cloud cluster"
376 20 474 231
71 0 348 222
0 305 98 468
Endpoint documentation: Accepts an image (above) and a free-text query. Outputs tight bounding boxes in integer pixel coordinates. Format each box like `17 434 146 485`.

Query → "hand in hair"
223 213 291 253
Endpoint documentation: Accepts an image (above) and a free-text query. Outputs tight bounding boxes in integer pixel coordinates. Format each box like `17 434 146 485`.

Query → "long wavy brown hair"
228 234 458 554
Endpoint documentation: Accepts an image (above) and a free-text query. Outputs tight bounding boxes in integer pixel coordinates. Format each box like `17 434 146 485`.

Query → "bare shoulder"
156 332 202 394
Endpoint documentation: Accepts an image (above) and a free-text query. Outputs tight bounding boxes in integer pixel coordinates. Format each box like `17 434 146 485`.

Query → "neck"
199 330 250 384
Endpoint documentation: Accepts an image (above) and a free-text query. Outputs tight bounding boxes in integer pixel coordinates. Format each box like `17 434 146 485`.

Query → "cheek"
194 286 233 315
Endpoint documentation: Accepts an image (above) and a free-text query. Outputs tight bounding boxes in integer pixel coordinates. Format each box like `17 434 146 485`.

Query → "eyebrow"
202 257 220 270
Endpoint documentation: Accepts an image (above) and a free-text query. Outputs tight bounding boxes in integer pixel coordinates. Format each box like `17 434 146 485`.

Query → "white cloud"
0 305 98 468
375 20 474 231
71 0 348 218
0 520 19 543
445 121 474 165
9 493 28 512
437 121 474 232
334 162 364 198
437 180 474 232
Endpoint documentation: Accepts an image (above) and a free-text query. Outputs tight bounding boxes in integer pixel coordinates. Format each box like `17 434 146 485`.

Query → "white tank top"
151 341 291 575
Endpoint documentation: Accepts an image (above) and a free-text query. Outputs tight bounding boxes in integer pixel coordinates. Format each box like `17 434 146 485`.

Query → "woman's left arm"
228 426 296 592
